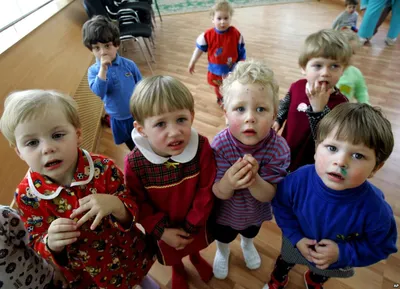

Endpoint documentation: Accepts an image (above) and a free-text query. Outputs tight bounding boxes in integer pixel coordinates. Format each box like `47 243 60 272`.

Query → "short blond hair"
340 29 361 53
221 60 279 112
0 90 81 146
298 29 352 68
130 76 195 124
316 103 394 168
210 0 234 16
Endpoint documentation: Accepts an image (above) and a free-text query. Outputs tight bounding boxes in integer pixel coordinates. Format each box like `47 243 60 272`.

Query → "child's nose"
245 111 256 123
42 141 56 155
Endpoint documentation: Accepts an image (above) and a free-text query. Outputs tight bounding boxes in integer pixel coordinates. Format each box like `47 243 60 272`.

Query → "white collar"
27 149 94 200
131 128 199 164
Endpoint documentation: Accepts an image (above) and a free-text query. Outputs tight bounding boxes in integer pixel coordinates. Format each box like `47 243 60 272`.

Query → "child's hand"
70 195 124 230
100 55 112 69
188 62 196 74
47 218 80 253
223 158 255 190
272 121 280 132
243 154 259 179
309 239 339 269
53 267 69 288
296 237 317 262
161 228 194 250
306 80 333 112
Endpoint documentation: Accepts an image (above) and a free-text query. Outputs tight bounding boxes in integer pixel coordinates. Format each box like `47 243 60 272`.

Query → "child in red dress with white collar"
125 75 216 289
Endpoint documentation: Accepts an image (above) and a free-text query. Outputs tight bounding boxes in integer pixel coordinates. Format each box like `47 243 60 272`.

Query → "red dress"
15 149 156 288
124 130 216 265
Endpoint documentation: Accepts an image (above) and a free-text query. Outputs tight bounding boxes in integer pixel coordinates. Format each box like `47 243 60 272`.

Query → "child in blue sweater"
265 103 397 289
83 16 142 151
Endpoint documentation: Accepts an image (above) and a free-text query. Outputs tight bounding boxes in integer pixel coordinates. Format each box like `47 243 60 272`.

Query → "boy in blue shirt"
265 103 397 289
83 15 142 150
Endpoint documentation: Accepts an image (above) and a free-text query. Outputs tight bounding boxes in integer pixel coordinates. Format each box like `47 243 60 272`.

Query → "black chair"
120 0 162 22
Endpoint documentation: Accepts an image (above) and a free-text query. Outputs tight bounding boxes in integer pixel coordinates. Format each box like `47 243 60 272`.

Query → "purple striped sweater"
211 128 290 230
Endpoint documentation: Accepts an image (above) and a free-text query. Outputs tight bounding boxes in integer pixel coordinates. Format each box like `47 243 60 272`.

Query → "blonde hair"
130 76 195 124
210 0 234 16
340 29 361 53
0 90 81 146
221 60 279 112
316 103 394 168
298 29 352 68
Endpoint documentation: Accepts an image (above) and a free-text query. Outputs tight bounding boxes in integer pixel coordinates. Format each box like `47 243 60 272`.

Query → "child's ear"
369 162 385 178
190 112 195 123
76 128 83 146
301 67 306 75
134 121 147 137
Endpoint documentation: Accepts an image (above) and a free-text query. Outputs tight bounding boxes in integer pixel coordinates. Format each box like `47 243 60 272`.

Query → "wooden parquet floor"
97 1 400 288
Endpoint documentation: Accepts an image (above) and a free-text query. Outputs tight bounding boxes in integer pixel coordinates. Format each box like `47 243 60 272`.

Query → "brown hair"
298 29 352 68
345 0 359 6
210 0 234 17
316 103 394 168
82 15 120 50
130 76 195 124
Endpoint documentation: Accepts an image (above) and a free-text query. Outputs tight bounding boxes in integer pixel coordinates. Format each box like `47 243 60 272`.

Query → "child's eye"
53 133 65 140
177 118 187 123
331 64 340 69
352 153 364 160
105 44 110 48
313 64 321 69
235 107 245 112
256 107 266 112
326 145 337 152
155 122 165 128
26 140 39 147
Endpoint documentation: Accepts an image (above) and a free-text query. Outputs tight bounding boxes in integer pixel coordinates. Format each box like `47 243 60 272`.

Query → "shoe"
304 270 325 289
101 114 111 128
385 37 397 46
263 274 289 289
359 37 370 45
217 97 224 108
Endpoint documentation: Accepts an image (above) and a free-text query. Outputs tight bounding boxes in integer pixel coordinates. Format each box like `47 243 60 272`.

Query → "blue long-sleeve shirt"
88 54 142 120
272 165 397 269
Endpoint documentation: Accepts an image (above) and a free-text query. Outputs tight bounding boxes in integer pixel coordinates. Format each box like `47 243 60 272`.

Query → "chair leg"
150 34 155 48
144 38 156 63
154 0 162 22
134 38 154 75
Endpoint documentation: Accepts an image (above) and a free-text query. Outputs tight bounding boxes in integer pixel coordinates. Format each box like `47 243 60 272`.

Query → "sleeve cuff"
152 216 170 239
183 220 200 235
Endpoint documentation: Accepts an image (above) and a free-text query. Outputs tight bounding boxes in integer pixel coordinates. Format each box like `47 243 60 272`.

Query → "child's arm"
324 208 397 268
70 159 138 231
124 156 169 240
183 137 216 234
354 69 370 104
188 33 207 74
129 60 143 83
272 180 306 248
244 137 291 202
273 91 291 131
237 34 246 61
305 80 344 139
188 48 204 74
332 12 344 30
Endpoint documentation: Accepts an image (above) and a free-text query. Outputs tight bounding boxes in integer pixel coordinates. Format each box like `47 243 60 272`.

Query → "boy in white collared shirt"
125 75 216 289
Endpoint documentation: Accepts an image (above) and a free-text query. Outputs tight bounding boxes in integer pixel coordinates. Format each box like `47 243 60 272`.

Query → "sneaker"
359 37 370 45
263 274 289 289
304 270 325 289
385 37 397 46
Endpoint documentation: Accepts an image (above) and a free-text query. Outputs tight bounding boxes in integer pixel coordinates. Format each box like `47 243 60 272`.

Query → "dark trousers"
125 138 135 151
212 223 261 244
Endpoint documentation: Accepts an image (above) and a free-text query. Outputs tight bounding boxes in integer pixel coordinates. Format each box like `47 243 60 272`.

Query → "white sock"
213 241 230 279
240 235 261 270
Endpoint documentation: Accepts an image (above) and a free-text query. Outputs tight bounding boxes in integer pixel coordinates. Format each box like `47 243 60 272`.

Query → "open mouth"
168 141 183 147
243 129 256 136
45 160 62 168
319 80 330 86
328 172 344 181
